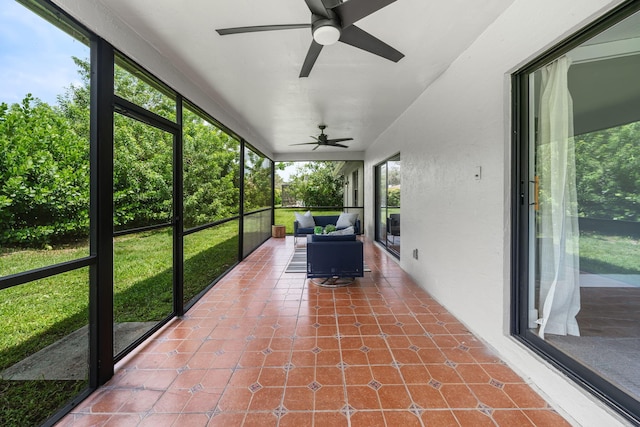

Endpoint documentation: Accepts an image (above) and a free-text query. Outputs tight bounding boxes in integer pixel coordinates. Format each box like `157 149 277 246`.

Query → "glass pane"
113 113 173 231
244 148 272 212
0 0 90 276
183 105 240 229
377 164 388 244
528 10 640 402
0 267 89 425
183 220 239 306
388 156 401 256
113 228 173 355
114 58 176 122
243 210 271 257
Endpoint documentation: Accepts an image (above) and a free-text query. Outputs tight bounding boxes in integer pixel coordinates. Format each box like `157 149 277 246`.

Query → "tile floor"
58 236 571 426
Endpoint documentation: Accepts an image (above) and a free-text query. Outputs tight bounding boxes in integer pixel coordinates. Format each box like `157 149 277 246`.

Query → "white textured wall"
364 0 630 426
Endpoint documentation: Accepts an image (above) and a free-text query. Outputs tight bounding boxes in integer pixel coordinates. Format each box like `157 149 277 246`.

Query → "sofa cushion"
328 226 355 236
314 215 339 227
295 210 315 228
311 234 357 242
336 212 358 229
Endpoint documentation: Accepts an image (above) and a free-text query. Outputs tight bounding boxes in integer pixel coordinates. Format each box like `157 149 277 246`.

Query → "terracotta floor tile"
440 384 479 409
103 414 142 426
313 411 349 426
173 413 214 426
523 409 573 427
341 349 369 365
207 412 246 426
315 366 343 386
184 389 222 413
88 389 133 413
119 389 163 413
249 387 284 411
502 383 549 409
238 351 267 368
481 363 525 383
400 364 430 384
315 385 347 411
227 367 261 388
344 366 373 385
170 368 207 389
287 366 315 387
452 409 496 426
350 410 386 426
407 384 448 409
277 411 314 427
469 384 517 409
383 410 423 427
493 409 536 426
377 385 413 409
366 348 394 365
420 409 459 426
346 385 382 410
243 411 279 426
370 365 404 384
283 386 315 410
137 413 178 427
316 349 342 366
152 389 192 413
59 237 570 427
455 364 492 384
426 364 464 384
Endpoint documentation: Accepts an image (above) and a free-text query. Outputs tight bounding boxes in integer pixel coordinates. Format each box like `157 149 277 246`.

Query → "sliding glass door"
375 154 401 257
514 5 640 421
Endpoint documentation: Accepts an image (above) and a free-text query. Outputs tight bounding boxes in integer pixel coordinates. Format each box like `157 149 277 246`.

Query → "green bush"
0 96 89 246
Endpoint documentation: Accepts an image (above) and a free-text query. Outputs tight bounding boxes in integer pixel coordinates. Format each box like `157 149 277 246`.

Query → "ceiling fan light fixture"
313 24 341 45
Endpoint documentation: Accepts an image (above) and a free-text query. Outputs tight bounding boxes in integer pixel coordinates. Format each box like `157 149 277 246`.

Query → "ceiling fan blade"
312 144 320 151
216 24 309 35
339 25 404 62
300 40 324 77
326 138 353 143
304 0 329 18
290 142 320 146
320 0 342 9
333 0 396 28
332 143 350 148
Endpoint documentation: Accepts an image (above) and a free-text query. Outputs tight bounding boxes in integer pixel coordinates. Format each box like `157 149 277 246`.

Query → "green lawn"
0 222 239 427
579 232 640 274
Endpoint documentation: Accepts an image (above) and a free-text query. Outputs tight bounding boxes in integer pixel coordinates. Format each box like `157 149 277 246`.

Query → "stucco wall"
364 0 630 426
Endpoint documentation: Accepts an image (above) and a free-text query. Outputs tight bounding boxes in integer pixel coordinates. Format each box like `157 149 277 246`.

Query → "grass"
0 379 86 427
0 221 239 426
579 232 640 274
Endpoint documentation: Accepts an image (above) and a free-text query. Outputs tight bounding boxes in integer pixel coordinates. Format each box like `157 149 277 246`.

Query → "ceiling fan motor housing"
311 11 341 45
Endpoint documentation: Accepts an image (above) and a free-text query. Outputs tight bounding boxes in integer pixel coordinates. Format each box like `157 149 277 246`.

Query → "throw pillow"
336 212 358 229
328 226 354 235
295 210 315 228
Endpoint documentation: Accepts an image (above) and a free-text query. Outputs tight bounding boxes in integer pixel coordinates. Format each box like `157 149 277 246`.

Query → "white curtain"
536 56 581 338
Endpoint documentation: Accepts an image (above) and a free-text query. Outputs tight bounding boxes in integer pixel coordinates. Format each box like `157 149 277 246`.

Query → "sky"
0 0 89 106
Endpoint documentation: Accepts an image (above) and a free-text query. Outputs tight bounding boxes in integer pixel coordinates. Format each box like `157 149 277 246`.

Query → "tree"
288 162 344 207
0 95 89 245
243 150 272 211
575 122 640 221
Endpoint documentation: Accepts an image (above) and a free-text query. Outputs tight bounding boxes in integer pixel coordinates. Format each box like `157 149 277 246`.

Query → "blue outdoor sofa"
293 214 361 240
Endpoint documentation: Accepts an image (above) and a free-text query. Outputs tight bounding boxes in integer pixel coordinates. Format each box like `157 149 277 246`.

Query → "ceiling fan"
216 0 404 77
290 125 353 150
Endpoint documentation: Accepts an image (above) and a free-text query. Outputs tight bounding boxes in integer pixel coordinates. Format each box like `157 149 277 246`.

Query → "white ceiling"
95 0 516 158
